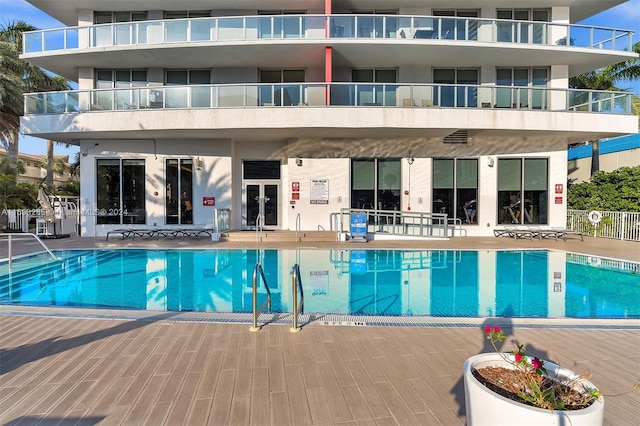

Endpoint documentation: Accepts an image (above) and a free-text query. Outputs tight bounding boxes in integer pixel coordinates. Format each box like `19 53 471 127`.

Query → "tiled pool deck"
1 235 639 425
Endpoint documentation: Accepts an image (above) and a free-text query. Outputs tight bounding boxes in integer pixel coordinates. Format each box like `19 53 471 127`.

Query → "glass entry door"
245 183 279 229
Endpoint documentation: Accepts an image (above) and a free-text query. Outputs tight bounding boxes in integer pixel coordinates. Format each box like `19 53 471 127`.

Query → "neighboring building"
568 133 640 183
20 1 638 237
0 149 72 188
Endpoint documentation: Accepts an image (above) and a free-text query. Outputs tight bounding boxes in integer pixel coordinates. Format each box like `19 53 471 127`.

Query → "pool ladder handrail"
249 262 272 332
290 263 304 333
1 233 59 269
255 212 263 242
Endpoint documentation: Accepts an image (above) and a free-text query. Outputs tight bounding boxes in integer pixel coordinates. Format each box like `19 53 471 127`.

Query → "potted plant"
464 326 637 426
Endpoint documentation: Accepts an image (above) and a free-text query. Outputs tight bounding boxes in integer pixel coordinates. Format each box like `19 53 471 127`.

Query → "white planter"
464 353 604 426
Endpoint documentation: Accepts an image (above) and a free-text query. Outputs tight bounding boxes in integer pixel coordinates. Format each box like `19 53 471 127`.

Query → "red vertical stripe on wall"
325 0 332 104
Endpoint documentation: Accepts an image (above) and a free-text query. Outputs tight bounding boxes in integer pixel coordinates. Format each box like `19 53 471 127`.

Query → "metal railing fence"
567 209 640 242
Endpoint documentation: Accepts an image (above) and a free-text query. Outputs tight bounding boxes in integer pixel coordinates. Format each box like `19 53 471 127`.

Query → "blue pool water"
1 249 638 319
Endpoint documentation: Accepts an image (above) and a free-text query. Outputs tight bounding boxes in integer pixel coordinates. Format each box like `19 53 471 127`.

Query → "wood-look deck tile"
305 387 334 425
228 395 250 426
295 343 323 389
324 342 357 387
316 361 354 423
271 391 292 426
209 369 235 424
99 404 131 426
373 381 422 425
116 353 164 405
155 351 195 403
284 363 313 425
120 374 166 425
0 383 57 424
164 371 201 425
344 359 392 420
195 349 225 399
188 398 213 425
249 372 269 424
145 401 172 426
233 347 255 397
341 385 374 421
268 344 287 393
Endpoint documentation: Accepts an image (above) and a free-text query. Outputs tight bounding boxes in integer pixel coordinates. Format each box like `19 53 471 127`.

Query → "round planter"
464 353 604 426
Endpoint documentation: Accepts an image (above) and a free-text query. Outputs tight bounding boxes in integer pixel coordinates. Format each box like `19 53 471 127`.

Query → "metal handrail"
249 262 272 332
295 213 301 242
0 233 59 269
290 263 304 333
255 212 263 242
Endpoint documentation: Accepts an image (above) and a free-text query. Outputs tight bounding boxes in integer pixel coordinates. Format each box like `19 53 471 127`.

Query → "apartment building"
0 149 72 188
20 1 638 237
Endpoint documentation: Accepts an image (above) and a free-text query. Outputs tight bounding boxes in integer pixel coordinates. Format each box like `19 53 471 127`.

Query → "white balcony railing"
24 83 634 116
23 14 635 54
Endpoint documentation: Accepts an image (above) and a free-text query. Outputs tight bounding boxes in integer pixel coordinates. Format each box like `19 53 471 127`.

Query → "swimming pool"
1 249 638 319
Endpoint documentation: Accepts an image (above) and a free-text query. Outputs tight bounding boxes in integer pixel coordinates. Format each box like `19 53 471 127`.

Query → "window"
259 69 305 106
497 158 548 224
94 11 148 46
433 159 478 224
351 159 400 211
433 69 478 107
432 10 479 40
94 69 147 110
351 69 397 106
496 68 548 109
165 69 211 108
166 159 193 224
96 159 145 225
496 9 549 43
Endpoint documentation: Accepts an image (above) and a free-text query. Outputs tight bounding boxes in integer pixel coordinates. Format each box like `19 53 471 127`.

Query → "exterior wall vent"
444 130 468 144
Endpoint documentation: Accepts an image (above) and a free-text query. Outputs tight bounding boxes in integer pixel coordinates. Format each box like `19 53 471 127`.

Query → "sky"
1 0 640 157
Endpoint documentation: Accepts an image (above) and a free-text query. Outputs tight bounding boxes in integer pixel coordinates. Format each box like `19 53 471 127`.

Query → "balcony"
22 14 634 54
24 83 634 116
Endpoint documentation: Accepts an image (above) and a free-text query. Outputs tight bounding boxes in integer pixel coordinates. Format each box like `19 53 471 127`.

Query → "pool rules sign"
310 179 329 204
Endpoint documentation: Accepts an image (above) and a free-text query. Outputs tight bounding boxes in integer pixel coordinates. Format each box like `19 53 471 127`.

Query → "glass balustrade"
23 84 633 116
23 15 634 53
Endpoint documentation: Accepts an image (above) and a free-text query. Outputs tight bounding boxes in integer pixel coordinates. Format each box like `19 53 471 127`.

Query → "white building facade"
20 0 638 238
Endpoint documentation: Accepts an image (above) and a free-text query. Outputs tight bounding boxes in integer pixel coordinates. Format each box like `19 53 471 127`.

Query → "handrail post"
290 264 303 333
249 263 272 332
8 234 12 270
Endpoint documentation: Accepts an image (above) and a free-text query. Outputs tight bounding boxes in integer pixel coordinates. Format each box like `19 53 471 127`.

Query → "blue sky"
2 0 639 156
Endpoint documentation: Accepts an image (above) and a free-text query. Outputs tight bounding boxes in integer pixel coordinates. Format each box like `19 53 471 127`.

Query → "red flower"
514 353 523 362
532 358 543 369
493 326 501 333
484 325 492 334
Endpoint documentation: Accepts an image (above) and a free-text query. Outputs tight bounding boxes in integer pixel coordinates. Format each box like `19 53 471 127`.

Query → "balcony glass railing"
23 83 634 116
22 14 634 53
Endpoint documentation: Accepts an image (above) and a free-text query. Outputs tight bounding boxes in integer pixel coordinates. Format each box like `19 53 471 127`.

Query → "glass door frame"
242 180 281 230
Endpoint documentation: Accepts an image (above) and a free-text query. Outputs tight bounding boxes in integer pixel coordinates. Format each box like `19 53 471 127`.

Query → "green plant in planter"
482 326 639 411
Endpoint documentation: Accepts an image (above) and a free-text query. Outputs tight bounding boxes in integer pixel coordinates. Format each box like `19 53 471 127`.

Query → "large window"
497 158 548 224
496 68 548 109
496 9 549 44
433 69 479 107
94 12 148 46
432 10 479 40
259 69 305 106
94 69 148 110
96 159 146 225
166 69 211 108
351 159 401 211
433 159 478 224
166 159 193 225
351 69 397 106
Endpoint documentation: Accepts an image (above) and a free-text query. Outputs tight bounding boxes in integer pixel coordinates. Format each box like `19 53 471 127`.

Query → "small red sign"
292 181 300 192
555 196 563 205
202 197 216 206
555 184 563 194
291 192 300 200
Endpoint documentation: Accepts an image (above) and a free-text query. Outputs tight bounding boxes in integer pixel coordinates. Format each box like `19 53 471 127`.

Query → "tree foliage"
567 166 640 212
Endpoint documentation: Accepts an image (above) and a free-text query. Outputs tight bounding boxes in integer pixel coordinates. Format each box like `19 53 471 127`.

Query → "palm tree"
570 42 640 176
0 21 70 162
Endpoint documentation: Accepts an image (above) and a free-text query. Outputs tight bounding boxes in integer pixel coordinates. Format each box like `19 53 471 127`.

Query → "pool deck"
1 235 639 425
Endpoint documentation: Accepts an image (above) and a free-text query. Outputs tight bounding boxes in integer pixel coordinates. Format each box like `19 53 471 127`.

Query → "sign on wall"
202 197 216 206
310 179 329 204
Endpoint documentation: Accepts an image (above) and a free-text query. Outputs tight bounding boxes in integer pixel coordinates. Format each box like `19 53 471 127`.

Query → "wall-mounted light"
488 157 495 168
295 157 303 167
195 157 203 171
82 142 99 157
406 157 415 166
